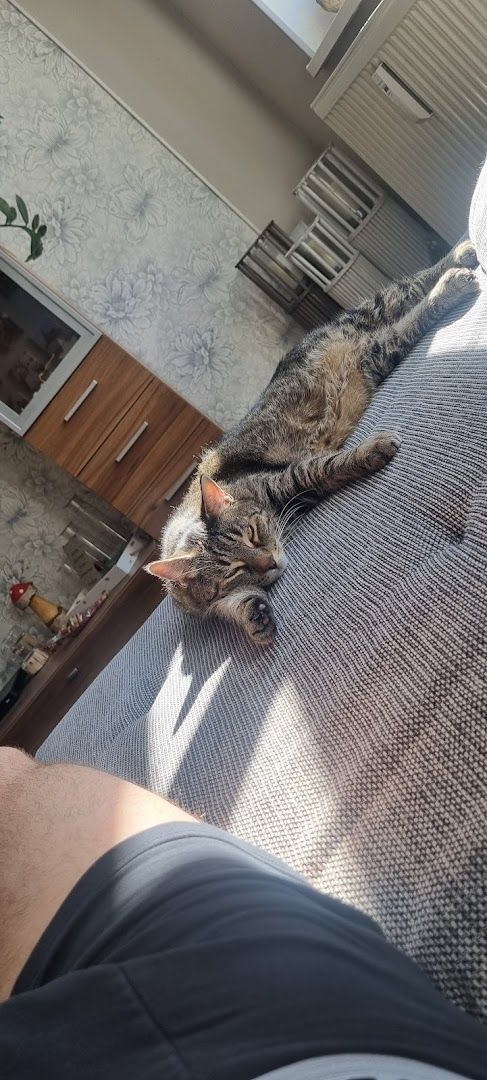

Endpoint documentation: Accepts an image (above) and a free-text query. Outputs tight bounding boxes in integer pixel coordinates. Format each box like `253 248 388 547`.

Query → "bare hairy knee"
0 746 37 786
0 760 197 1000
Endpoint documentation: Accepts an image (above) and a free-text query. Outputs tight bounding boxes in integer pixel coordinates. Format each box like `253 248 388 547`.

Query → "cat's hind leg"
361 265 479 386
341 240 478 335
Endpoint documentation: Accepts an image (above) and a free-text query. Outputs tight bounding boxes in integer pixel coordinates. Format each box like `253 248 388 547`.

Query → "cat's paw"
430 267 479 310
450 239 478 270
245 596 276 646
359 431 400 472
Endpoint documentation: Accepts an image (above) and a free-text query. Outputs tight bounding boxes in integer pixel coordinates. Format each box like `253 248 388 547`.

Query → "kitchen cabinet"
78 377 220 535
26 334 222 538
26 337 151 474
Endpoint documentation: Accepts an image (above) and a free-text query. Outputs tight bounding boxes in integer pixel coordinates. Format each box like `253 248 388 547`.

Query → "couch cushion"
470 155 487 271
39 272 487 1019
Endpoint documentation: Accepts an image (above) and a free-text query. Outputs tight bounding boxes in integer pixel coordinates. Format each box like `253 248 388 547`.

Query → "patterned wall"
0 0 297 687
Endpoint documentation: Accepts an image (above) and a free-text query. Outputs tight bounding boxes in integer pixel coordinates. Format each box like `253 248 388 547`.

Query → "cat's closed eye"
247 523 260 546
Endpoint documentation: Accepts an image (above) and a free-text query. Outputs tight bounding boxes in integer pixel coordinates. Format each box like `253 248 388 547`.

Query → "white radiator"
311 0 487 243
295 145 436 278
288 217 390 309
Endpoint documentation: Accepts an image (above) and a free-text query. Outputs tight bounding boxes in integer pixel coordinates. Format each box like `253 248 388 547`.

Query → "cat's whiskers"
282 517 306 545
276 511 294 538
281 488 324 542
276 490 308 532
277 517 300 543
275 502 306 542
275 494 309 540
274 488 313 540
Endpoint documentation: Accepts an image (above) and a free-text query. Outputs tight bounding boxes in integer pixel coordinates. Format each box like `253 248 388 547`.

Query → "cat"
145 241 479 646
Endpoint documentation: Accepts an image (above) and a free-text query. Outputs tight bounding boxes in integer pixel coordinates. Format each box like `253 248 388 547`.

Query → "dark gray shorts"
2 823 486 1079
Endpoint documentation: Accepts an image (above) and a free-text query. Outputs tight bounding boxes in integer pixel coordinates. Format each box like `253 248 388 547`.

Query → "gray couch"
39 163 487 1021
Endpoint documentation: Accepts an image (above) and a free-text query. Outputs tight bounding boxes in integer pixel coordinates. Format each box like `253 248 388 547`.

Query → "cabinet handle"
163 462 197 502
67 667 80 682
115 421 149 463
63 380 98 422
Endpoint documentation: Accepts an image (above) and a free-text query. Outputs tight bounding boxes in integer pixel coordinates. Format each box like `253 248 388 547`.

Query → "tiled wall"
0 0 297 686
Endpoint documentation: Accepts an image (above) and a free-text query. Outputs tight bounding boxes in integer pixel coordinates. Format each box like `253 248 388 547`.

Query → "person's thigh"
0 747 196 1000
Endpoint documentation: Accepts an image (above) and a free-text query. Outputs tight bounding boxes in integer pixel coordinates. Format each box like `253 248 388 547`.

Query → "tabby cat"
146 241 478 645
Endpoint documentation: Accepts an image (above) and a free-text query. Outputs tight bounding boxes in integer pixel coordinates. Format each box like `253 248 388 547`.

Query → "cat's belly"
217 351 373 472
278 367 372 459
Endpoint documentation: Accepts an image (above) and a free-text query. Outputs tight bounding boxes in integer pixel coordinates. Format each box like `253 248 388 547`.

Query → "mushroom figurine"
10 581 65 631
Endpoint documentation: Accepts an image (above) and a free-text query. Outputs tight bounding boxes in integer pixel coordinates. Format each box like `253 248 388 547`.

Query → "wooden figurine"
10 581 65 631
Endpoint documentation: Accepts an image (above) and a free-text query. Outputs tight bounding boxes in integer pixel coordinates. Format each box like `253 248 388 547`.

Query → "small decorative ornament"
22 647 50 676
12 632 44 660
44 591 108 652
10 581 66 631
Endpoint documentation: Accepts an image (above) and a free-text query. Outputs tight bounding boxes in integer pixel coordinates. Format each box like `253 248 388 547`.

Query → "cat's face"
145 476 287 617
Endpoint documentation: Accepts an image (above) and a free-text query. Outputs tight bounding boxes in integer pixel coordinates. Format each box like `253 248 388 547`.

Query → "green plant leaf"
6 206 17 224
15 195 29 224
31 213 39 231
37 224 47 237
0 196 12 217
28 233 43 260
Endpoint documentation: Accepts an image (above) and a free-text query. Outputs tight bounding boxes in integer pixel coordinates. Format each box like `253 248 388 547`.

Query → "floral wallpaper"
0 0 297 689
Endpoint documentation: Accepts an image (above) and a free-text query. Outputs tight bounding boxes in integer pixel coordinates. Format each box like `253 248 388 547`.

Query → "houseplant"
0 115 46 260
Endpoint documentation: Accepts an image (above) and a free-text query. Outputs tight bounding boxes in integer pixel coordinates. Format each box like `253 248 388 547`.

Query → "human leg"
0 747 196 1000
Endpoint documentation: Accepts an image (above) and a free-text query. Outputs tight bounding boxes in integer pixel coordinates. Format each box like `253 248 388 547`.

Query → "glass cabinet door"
0 267 80 416
0 249 100 435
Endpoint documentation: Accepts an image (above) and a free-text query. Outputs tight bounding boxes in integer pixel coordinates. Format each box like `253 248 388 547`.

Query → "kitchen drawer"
26 337 151 475
78 378 221 536
130 414 221 537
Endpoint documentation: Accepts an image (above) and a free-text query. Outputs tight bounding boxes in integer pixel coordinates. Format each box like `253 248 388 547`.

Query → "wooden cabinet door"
78 378 221 537
26 337 151 475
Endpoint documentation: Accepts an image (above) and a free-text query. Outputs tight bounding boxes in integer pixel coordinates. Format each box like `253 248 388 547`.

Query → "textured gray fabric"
256 1055 467 1080
39 169 487 1019
470 160 487 272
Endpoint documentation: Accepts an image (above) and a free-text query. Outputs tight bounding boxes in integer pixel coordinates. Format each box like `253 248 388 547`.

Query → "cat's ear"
144 553 196 583
200 475 233 518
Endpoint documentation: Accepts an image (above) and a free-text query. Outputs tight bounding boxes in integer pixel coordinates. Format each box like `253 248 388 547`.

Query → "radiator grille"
288 218 390 308
312 0 487 243
354 196 434 278
330 254 389 308
295 145 436 278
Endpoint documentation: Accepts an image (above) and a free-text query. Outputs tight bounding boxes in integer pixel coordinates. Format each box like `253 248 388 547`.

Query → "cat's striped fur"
146 242 478 645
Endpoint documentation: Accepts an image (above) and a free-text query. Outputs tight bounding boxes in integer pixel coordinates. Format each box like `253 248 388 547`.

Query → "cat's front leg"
213 587 276 646
269 432 399 503
309 432 400 492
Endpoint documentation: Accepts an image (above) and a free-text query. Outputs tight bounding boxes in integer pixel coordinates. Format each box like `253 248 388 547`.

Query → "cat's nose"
255 553 277 572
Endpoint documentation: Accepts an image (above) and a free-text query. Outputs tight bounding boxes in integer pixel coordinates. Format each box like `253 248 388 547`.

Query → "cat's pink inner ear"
143 554 195 582
200 475 234 518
